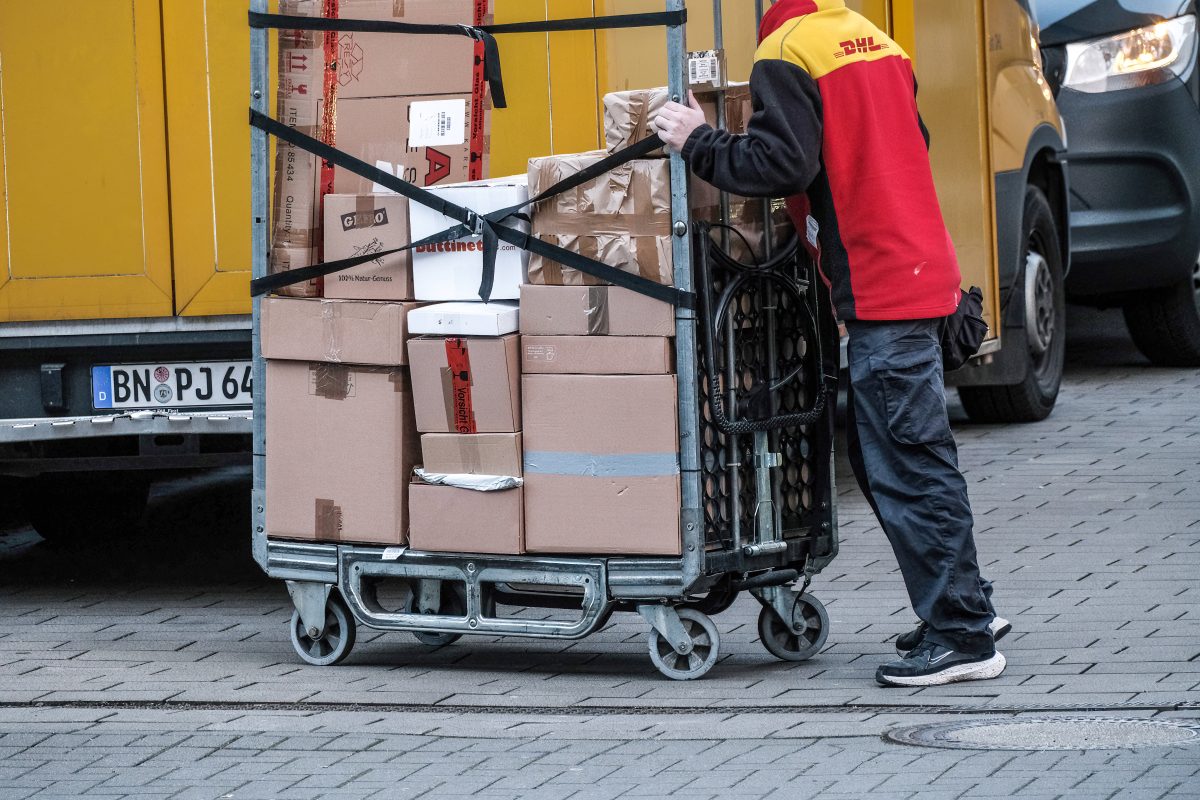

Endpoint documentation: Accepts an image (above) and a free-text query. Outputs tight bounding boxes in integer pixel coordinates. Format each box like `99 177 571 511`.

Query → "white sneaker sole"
878 652 1007 687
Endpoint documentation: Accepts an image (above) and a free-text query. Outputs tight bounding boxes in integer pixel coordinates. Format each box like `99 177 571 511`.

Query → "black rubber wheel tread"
1122 261 1200 367
959 186 1065 424
22 472 151 545
757 593 829 662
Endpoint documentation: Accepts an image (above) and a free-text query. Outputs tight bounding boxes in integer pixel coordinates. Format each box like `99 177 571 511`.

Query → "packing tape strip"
586 286 609 336
522 451 679 478
444 338 477 433
314 498 343 538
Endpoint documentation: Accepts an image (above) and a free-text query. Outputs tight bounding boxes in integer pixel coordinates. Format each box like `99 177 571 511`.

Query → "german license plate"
92 361 252 410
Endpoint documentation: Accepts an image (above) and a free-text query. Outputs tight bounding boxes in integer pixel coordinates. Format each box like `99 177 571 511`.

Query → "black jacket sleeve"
681 58 823 198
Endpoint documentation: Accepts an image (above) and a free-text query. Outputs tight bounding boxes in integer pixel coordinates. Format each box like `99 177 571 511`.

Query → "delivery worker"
652 0 1011 687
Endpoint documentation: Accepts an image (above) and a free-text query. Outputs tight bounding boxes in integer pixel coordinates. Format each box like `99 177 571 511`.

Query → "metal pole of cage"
250 0 270 571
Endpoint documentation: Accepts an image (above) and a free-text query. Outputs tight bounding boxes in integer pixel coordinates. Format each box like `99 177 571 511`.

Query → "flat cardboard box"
522 336 672 375
331 95 488 194
603 83 752 154
408 177 530 301
408 482 524 555
408 334 521 433
519 285 674 337
332 0 489 100
266 361 419 545
322 194 413 300
527 153 671 288
408 301 519 336
421 432 523 476
262 296 420 365
522 374 680 555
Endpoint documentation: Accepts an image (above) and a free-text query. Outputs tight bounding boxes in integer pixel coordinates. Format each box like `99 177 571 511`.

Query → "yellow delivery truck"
0 0 1065 544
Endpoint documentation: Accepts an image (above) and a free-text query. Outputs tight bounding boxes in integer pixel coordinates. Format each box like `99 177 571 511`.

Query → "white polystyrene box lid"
407 301 520 336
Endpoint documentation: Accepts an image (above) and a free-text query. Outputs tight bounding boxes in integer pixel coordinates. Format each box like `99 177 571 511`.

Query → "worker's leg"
843 318 994 655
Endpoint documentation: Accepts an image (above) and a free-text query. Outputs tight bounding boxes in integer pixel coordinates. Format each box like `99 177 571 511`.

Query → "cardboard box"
408 334 521 433
522 374 680 555
408 301 519 336
331 95 488 194
690 184 795 265
332 0 489 100
519 284 674 337
421 432 523 476
408 482 523 555
262 296 421 365
409 178 530 301
266 361 419 545
522 336 672 375
603 83 752 154
527 154 671 288
322 194 413 300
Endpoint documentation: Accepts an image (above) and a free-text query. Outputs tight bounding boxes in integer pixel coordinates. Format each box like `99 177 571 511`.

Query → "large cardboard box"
602 83 752 154
322 194 413 300
332 0 489 100
266 361 419 545
519 285 674 337
421 432 523 476
261 297 420 365
527 153 671 288
408 177 530 300
522 374 681 555
408 334 521 433
409 482 523 555
331 95 488 194
522 336 672 375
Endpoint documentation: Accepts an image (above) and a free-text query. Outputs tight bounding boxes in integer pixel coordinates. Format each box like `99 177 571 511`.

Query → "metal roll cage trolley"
249 0 841 680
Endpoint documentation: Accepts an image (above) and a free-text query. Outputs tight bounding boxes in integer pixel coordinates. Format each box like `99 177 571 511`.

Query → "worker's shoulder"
755 8 909 79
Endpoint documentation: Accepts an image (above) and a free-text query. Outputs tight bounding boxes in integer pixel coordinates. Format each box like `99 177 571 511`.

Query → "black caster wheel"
647 608 720 680
758 593 828 662
290 594 356 666
410 582 466 647
682 577 740 616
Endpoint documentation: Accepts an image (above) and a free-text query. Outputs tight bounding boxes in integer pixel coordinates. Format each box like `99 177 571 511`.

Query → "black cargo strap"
249 110 695 309
247 10 687 110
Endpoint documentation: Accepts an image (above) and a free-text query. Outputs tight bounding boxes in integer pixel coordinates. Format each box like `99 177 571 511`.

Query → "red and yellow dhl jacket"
682 0 962 322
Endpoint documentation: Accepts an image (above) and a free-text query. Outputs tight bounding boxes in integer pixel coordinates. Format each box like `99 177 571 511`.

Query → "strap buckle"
465 211 485 236
457 23 485 42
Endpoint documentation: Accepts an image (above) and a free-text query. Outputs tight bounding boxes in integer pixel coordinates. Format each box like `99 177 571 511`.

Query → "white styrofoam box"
408 177 530 301
407 301 519 337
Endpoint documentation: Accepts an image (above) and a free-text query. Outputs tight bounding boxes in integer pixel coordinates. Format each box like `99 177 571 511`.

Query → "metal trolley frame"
249 0 840 680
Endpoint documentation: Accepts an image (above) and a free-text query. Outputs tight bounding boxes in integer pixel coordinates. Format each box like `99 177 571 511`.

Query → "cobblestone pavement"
0 308 1198 799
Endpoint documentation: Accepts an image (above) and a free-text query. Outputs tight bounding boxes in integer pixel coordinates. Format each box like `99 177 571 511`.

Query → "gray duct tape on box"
522 451 679 478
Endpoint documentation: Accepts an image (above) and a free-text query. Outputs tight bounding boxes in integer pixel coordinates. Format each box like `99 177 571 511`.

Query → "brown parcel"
421 432 523 476
522 374 680 556
690 182 795 265
331 0 488 100
323 194 413 300
265 361 419 545
522 336 672 375
409 482 523 555
331 95 488 194
261 296 421 365
408 334 521 433
527 153 671 288
519 284 674 337
602 83 753 154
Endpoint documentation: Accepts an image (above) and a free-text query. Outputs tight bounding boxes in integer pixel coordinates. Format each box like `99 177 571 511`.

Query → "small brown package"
322 194 413 300
602 83 753 154
261 297 421 365
519 285 674 337
527 153 672 288
522 336 673 375
522 374 681 555
421 432 523 476
408 335 521 433
409 482 524 555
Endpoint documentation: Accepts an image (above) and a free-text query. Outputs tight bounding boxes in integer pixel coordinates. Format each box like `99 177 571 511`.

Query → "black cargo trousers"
843 317 997 656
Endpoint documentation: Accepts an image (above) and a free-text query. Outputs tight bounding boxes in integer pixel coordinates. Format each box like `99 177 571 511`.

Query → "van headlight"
1063 14 1197 93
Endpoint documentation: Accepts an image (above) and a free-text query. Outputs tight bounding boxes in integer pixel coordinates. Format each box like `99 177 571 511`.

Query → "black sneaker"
895 617 1012 655
876 641 1006 687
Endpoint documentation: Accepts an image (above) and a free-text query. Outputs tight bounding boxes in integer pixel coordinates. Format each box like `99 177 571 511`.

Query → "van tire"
22 473 151 546
959 186 1065 424
1122 259 1200 367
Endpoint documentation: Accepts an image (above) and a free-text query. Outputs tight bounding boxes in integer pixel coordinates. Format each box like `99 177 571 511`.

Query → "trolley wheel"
758 593 828 662
410 583 466 648
647 608 720 681
289 594 356 667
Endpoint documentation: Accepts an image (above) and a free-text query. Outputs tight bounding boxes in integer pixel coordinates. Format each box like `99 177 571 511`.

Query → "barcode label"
688 52 722 86
409 99 467 148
